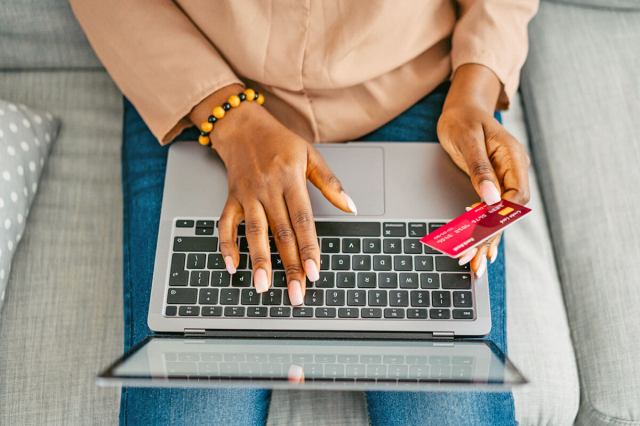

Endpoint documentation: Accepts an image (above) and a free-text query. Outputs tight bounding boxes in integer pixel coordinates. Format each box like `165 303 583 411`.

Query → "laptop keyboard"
164 219 474 320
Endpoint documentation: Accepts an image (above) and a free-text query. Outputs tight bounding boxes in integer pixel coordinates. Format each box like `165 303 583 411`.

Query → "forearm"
444 64 502 114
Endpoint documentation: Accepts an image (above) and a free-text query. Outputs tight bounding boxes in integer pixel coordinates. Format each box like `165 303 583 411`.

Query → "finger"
456 247 478 266
307 146 358 214
489 133 531 205
264 198 305 306
288 364 305 384
487 233 502 264
243 201 271 293
218 198 243 274
285 179 320 288
471 242 490 279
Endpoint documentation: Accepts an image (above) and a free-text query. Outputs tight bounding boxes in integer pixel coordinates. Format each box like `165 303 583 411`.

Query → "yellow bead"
228 95 241 107
200 122 213 133
212 106 225 119
244 88 256 101
198 135 210 146
256 93 265 105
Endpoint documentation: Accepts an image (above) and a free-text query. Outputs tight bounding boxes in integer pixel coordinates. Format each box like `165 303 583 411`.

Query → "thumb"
457 132 502 205
306 146 357 214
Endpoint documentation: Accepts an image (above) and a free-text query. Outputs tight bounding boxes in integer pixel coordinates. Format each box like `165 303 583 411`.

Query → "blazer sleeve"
451 0 539 109
70 0 243 144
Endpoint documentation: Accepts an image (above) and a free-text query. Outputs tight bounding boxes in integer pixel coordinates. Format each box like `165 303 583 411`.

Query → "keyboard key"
224 306 245 317
196 220 215 228
202 306 223 316
262 289 282 305
384 308 405 318
430 308 450 319
361 308 382 318
207 253 225 269
247 306 268 317
420 273 440 289
239 237 249 252
338 307 359 318
321 238 340 253
432 291 452 307
293 307 314 317
167 288 197 304
357 272 377 288
429 222 446 233
342 238 361 253
316 307 337 318
187 253 206 269
453 309 474 319
232 271 251 287
241 289 260 305
237 254 248 269
407 308 428 319
383 222 406 237
315 221 381 237
347 290 366 306
408 223 427 237
379 272 398 288
165 306 177 316
363 238 382 253
352 255 371 271
410 291 430 307
383 238 402 254
171 253 186 272
178 306 200 316
415 256 434 271
403 239 422 254
369 290 387 306
331 255 350 270
210 271 231 287
316 272 335 288
271 254 284 270
169 270 189 286
373 255 392 271
336 272 356 288
453 291 473 307
173 237 217 252
436 256 470 272
176 219 194 228
273 271 287 287
220 288 240 305
399 273 419 289
442 273 472 289
199 288 218 304
270 307 291 317
326 290 346 306
393 255 413 271
190 270 210 287
320 254 330 270
195 227 214 235
305 289 324 306
423 244 441 255
389 290 409 307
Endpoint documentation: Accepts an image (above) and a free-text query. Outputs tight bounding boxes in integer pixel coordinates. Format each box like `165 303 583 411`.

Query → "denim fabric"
120 82 515 426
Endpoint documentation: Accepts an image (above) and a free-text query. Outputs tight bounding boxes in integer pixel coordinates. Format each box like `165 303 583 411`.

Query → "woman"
72 1 536 424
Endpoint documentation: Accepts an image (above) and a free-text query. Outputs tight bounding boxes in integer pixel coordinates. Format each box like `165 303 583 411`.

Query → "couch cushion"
547 0 640 11
0 71 122 425
0 0 101 70
521 3 640 425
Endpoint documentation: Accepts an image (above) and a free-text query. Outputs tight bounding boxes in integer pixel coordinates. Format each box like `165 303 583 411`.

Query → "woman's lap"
120 83 514 425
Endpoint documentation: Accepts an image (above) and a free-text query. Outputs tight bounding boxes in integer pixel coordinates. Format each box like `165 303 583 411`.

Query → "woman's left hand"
437 64 531 277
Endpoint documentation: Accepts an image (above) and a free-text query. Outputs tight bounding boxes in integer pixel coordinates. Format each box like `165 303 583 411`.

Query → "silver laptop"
98 142 526 390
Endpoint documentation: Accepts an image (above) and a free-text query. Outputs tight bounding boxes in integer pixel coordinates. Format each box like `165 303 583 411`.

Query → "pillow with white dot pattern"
0 99 59 310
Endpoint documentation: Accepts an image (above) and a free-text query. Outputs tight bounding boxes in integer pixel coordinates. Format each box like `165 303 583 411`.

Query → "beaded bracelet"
198 88 265 146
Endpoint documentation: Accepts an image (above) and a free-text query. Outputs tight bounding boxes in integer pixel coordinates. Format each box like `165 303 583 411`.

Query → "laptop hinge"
184 328 206 336
432 331 455 340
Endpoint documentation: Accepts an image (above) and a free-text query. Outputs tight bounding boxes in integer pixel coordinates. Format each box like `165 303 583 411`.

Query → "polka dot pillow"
0 99 59 310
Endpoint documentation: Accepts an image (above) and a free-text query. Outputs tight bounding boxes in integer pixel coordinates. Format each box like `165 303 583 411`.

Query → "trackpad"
307 145 385 217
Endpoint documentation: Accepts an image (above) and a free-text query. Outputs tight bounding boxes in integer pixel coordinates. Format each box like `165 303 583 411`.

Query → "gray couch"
0 1 638 425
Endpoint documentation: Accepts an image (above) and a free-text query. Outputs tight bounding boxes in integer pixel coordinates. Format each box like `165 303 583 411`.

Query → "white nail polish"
458 248 477 265
304 259 320 282
479 181 501 205
341 191 358 215
224 256 236 274
476 257 487 278
489 246 498 264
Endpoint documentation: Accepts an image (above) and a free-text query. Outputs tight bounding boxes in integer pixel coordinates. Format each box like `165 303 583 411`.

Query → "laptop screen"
98 337 526 391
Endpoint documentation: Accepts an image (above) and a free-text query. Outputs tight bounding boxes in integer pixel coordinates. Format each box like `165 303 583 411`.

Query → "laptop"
98 141 526 391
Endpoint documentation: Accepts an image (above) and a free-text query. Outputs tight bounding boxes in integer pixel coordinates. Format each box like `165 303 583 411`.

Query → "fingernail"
254 268 269 293
341 191 358 215
304 259 320 282
289 280 304 306
479 181 501 205
475 256 487 278
458 248 477 265
288 364 304 383
224 256 236 274
489 245 498 264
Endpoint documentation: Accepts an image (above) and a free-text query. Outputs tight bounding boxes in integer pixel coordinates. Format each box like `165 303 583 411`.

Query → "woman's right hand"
190 85 357 306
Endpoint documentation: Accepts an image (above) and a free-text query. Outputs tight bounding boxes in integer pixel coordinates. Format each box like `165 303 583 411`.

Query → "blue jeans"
120 83 515 426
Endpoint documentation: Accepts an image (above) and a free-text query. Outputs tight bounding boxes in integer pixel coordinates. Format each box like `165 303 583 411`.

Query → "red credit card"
420 199 531 257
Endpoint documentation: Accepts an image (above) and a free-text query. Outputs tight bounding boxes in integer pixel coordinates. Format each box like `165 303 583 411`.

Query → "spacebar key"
315 222 381 237
173 237 218 252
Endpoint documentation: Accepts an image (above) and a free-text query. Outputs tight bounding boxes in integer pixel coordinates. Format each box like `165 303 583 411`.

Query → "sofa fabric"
521 3 640 425
0 71 122 425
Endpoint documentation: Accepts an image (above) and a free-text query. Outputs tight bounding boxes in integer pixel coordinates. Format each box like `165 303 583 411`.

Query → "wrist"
189 83 245 127
444 64 502 115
